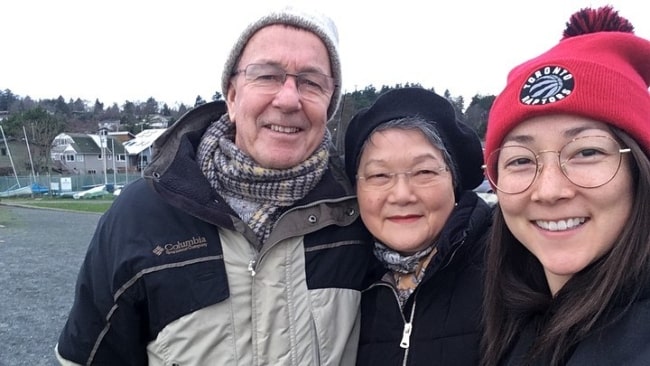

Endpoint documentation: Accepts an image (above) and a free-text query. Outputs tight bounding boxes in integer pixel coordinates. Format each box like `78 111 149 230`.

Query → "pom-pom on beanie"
485 6 650 160
220 6 342 120
344 87 485 192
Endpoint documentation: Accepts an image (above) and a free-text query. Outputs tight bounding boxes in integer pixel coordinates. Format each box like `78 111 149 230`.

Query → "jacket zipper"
401 296 417 366
369 282 418 365
247 259 257 277
397 239 465 363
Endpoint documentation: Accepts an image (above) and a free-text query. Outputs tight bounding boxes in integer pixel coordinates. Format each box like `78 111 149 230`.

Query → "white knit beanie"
220 6 342 120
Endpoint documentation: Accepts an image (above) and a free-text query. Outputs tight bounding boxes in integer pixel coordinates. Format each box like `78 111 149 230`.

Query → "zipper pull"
247 259 257 277
399 322 412 349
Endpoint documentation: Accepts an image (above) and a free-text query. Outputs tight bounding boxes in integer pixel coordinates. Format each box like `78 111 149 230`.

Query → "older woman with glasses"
344 87 492 365
481 6 650 366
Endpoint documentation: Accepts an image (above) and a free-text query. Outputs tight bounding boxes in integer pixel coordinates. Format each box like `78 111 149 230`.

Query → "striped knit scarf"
196 114 329 247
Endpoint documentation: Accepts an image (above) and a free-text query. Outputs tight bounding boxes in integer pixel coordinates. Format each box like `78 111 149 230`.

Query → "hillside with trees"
0 86 495 175
327 83 495 150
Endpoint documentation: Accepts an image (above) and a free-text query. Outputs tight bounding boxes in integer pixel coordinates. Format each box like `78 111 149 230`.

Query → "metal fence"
0 172 144 195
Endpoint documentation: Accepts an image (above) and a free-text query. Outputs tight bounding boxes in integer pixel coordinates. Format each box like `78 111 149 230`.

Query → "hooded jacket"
356 191 492 365
56 101 373 366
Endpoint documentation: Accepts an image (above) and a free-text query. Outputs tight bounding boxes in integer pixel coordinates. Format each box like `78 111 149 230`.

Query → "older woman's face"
356 129 455 253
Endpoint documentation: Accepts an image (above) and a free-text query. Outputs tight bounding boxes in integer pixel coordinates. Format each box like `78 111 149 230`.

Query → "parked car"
474 179 497 206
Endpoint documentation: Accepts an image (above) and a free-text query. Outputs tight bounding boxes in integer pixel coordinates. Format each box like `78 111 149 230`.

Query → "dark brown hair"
481 128 650 366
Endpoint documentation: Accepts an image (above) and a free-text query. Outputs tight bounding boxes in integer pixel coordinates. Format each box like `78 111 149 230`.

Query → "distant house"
50 132 128 174
122 128 166 171
146 114 173 129
98 119 121 132
109 131 136 144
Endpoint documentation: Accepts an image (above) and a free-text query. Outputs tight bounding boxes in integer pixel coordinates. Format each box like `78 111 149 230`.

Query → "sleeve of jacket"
56 211 149 366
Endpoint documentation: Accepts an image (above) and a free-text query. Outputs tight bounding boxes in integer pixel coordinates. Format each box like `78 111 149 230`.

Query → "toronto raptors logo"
519 65 574 105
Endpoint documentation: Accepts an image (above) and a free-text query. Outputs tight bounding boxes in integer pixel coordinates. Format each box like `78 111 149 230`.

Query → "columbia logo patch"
152 236 208 256
519 65 574 106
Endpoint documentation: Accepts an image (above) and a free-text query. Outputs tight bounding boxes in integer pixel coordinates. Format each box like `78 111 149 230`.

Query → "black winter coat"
502 282 650 366
56 101 374 365
357 191 492 366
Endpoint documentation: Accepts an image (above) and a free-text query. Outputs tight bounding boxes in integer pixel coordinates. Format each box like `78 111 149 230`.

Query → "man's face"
226 25 332 169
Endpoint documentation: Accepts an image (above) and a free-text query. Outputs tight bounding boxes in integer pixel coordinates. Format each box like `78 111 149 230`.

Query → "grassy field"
0 197 114 213
0 204 14 225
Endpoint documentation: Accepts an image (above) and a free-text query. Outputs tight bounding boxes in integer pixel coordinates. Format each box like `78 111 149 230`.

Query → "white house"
122 128 166 171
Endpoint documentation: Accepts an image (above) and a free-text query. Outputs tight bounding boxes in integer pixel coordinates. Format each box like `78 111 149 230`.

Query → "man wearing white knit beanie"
56 5 372 366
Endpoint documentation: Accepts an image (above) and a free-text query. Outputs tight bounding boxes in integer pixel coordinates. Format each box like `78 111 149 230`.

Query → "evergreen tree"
194 95 206 107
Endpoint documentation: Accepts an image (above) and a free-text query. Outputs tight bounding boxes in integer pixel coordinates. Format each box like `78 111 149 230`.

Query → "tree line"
0 86 495 174
328 83 495 150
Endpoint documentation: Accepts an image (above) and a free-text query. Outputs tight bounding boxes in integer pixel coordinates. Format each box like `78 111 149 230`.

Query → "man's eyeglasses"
484 135 630 194
357 166 449 191
233 63 335 101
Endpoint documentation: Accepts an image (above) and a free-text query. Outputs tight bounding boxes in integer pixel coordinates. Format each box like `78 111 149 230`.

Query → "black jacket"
357 191 492 365
503 282 650 366
56 101 374 365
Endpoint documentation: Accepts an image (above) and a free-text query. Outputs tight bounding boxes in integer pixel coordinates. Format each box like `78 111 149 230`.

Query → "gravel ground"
0 205 101 366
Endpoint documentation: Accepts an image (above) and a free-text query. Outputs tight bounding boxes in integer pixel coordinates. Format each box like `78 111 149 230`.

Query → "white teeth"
535 217 586 231
269 125 299 133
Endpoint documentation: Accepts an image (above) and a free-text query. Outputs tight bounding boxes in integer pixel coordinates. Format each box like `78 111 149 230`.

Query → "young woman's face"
356 129 455 254
495 115 634 295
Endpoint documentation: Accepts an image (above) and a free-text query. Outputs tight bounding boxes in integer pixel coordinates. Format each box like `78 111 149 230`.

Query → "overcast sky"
3 0 648 109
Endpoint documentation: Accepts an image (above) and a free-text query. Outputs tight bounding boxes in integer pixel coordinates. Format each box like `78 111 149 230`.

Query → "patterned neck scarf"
196 114 329 247
373 241 435 274
374 241 435 308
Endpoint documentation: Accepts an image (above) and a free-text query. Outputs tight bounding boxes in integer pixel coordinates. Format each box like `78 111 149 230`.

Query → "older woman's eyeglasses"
233 63 335 101
485 135 630 194
357 166 449 191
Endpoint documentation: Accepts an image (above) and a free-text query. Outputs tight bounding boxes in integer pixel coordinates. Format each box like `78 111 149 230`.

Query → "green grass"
0 204 16 225
0 197 114 213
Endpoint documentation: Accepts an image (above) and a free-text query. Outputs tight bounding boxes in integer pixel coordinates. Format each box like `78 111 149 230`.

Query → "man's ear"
226 82 237 122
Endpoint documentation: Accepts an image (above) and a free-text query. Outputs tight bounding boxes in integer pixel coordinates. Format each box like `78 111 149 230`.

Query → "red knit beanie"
485 6 650 163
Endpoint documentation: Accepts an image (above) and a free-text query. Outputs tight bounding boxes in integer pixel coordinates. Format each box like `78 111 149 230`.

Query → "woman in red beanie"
482 6 650 366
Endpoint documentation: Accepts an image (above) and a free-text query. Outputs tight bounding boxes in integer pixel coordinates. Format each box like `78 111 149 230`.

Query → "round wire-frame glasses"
484 135 630 194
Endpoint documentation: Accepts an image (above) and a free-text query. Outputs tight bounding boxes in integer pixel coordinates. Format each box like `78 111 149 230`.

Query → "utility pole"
112 138 116 184
99 128 108 186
